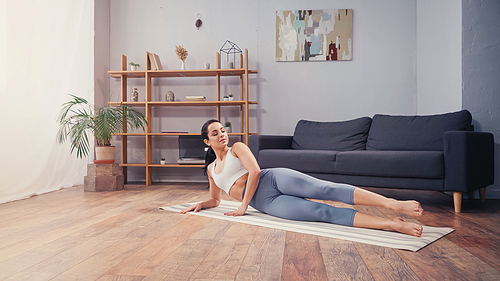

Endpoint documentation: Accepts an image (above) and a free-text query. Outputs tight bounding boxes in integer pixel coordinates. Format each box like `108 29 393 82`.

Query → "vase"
94 146 115 164
181 61 186 70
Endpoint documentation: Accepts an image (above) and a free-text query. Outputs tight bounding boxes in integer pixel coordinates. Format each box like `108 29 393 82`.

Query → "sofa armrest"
249 135 293 160
444 131 495 193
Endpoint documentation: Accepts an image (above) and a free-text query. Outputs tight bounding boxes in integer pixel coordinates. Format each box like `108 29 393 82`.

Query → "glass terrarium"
219 40 242 69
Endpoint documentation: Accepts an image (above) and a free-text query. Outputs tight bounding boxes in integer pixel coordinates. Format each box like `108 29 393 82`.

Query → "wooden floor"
1 184 499 281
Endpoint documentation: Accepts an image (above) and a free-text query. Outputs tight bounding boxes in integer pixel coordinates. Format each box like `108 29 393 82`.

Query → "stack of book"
186 96 206 101
148 52 163 70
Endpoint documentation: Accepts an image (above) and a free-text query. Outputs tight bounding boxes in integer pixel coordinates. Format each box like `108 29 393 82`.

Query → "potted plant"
228 94 234 101
129 62 140 71
160 158 166 165
225 121 232 133
223 95 229 101
57 94 147 163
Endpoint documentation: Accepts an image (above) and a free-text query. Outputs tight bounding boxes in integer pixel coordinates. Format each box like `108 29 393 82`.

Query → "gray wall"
462 0 500 198
416 0 462 114
94 0 110 108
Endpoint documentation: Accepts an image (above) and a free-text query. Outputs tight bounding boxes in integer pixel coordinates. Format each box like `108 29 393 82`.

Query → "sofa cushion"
258 149 338 174
366 110 472 151
291 117 372 151
334 151 444 179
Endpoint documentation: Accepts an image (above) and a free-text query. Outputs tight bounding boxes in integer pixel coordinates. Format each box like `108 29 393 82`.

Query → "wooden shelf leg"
453 192 462 213
479 187 486 203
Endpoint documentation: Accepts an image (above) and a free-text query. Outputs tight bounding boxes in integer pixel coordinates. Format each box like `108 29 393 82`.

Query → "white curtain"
0 0 94 204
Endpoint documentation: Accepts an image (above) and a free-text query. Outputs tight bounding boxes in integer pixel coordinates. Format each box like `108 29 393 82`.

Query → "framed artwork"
276 9 353 61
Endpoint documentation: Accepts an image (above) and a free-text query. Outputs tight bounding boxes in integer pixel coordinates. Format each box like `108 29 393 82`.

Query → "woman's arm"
224 142 261 216
180 163 221 214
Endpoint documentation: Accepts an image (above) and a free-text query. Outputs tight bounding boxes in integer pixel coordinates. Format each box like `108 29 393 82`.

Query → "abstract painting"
276 9 353 61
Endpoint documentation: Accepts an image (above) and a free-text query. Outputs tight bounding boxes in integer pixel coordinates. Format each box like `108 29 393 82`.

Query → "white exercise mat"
160 200 453 252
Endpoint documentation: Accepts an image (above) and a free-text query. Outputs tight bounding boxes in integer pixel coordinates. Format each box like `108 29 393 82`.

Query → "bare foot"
390 217 423 237
388 199 424 216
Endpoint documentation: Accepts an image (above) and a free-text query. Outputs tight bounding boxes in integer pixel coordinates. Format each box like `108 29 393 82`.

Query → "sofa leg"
479 188 486 203
453 192 462 213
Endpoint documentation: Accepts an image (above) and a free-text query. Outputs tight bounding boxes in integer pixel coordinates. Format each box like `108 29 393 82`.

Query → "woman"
181 120 424 237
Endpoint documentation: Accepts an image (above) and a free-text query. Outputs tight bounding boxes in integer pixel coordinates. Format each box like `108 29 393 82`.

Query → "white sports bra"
211 147 249 195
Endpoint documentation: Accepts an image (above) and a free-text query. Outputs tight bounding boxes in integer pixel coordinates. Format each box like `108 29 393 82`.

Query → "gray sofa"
249 110 495 213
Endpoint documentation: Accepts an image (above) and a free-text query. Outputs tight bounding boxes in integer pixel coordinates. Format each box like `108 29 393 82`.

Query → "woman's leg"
353 212 423 237
259 194 358 227
269 168 423 217
253 168 423 236
269 168 356 204
353 188 424 216
256 193 422 237
251 169 357 226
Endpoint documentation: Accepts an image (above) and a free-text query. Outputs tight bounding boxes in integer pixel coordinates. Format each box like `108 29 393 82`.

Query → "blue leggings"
246 168 357 227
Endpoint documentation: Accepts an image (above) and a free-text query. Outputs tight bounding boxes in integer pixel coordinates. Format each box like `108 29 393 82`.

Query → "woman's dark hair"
201 119 221 175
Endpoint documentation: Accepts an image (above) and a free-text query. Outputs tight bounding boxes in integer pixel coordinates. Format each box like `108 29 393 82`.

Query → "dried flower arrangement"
175 45 188 62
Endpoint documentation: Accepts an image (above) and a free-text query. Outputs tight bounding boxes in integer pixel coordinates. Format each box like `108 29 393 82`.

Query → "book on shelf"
148 52 157 70
148 52 163 70
186 96 206 101
154 53 163 70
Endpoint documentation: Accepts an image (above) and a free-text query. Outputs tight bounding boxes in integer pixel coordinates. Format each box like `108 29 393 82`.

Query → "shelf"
115 132 257 136
148 132 256 136
150 164 204 168
109 71 146 78
110 101 257 107
119 163 204 168
113 102 146 106
113 133 147 136
109 68 257 78
112 49 257 185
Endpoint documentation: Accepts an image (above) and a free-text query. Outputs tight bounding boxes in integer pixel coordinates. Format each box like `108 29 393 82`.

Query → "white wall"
0 0 5 97
416 0 462 114
0 0 94 203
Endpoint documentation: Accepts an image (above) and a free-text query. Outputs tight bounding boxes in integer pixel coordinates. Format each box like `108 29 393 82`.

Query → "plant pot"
130 65 137 71
225 126 232 133
94 146 115 164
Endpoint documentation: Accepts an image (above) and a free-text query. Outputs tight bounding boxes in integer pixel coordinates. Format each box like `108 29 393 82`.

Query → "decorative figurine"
165 91 175 102
131 88 139 102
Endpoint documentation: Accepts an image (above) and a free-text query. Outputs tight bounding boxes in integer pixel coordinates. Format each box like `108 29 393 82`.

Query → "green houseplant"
57 94 147 162
128 62 140 71
224 121 231 133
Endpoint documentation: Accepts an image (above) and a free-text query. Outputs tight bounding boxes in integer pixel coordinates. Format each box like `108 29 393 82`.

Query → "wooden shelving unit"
109 49 257 185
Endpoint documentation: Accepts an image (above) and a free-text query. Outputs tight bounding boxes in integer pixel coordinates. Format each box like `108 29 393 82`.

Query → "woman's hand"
224 204 248 217
180 203 202 214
